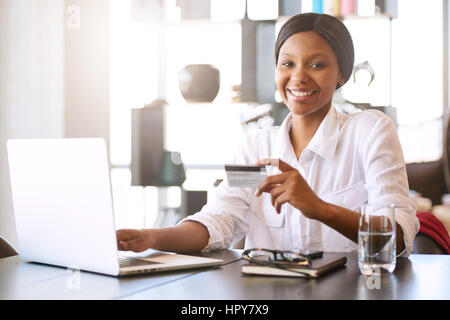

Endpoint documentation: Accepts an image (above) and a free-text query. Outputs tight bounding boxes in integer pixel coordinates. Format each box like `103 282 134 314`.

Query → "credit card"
224 164 267 188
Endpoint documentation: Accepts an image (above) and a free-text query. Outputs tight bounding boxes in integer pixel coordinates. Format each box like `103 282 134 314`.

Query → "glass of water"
358 204 396 276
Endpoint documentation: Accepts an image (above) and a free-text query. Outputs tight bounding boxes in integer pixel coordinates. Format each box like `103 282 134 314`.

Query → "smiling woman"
116 13 419 258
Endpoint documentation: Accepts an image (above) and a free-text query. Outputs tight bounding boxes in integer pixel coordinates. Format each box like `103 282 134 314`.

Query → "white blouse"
180 106 420 256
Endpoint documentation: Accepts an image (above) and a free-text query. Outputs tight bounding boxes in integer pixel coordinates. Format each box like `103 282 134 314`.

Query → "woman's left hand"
254 158 327 220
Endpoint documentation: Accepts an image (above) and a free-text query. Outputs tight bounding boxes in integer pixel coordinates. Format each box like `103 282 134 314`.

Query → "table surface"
1 250 449 300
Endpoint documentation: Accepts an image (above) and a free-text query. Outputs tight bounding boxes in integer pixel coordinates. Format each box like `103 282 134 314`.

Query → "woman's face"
275 31 343 117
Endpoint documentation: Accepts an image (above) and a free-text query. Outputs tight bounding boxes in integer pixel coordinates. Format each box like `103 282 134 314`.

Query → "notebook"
241 253 347 278
7 138 222 276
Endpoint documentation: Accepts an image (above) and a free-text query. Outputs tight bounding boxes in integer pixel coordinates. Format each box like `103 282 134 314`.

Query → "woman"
117 13 419 256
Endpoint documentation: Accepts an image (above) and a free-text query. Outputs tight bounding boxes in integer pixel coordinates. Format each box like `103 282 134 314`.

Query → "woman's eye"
281 61 293 67
311 63 324 69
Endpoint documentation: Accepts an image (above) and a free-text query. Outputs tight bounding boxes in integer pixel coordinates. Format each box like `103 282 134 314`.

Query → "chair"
406 159 448 205
412 232 446 254
0 236 18 258
405 112 450 206
412 211 450 254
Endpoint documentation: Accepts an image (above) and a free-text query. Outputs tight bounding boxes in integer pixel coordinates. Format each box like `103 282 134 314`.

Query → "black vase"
178 64 220 103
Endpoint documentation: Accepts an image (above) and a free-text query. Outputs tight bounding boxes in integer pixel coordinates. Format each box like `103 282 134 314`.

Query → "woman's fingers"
274 193 290 214
118 241 129 251
116 229 145 251
116 229 139 241
269 185 285 207
266 184 290 214
255 158 278 166
255 158 295 172
254 159 321 219
253 158 297 198
254 172 289 196
120 239 148 252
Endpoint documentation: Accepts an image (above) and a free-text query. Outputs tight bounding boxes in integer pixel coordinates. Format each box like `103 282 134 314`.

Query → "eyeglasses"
242 248 311 268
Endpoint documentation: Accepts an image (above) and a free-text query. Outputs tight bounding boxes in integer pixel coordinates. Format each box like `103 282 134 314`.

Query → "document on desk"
225 164 268 188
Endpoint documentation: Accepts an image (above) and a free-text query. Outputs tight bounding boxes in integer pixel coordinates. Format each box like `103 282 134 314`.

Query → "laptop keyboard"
119 257 159 268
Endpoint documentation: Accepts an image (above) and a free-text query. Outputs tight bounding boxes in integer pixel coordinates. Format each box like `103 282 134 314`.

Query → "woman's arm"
116 220 210 253
318 201 405 254
255 158 406 255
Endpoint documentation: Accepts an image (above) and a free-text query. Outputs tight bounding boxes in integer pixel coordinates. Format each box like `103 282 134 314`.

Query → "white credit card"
224 164 267 188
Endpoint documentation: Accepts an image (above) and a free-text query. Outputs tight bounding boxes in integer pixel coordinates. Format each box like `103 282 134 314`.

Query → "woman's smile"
287 87 318 102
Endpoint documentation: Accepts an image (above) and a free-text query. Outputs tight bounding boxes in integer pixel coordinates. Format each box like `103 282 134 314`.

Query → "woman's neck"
289 104 331 160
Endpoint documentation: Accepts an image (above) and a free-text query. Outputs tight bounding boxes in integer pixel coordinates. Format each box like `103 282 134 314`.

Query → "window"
391 0 444 163
110 0 159 166
341 0 444 163
110 0 160 229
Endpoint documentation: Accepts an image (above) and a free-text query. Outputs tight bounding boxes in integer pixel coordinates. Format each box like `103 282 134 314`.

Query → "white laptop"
6 138 222 276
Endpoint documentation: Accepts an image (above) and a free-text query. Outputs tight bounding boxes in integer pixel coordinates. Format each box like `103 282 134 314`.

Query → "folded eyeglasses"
242 248 311 268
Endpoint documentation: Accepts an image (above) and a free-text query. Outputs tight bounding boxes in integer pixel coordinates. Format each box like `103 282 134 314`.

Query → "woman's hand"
116 229 156 252
254 158 327 220
116 221 209 253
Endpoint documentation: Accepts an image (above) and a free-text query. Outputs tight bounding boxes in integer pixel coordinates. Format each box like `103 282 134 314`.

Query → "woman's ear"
336 74 345 89
337 74 345 87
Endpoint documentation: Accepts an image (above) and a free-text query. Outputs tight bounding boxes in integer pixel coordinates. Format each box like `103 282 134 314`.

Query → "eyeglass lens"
247 250 274 262
247 249 307 262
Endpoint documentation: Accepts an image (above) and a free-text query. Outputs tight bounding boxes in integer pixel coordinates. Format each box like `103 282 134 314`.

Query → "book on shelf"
241 253 347 278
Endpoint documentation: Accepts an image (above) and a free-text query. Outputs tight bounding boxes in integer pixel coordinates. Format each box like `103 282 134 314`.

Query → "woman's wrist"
315 201 360 244
142 222 209 253
314 199 334 224
142 228 160 251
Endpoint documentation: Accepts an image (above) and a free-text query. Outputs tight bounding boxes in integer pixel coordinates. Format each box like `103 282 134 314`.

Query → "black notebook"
241 253 347 278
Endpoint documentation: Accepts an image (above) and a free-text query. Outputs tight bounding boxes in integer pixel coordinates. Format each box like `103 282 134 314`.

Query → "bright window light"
342 17 391 107
247 0 278 20
211 0 246 21
164 103 247 166
392 0 443 162
110 0 159 166
341 0 444 163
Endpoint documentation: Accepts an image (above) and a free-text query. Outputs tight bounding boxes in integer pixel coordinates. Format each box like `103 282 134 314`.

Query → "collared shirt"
180 106 420 256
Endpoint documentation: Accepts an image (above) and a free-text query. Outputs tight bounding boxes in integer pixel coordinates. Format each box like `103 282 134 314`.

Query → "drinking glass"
358 204 396 276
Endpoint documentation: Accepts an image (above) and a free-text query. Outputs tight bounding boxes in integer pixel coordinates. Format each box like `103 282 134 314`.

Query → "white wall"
0 0 65 247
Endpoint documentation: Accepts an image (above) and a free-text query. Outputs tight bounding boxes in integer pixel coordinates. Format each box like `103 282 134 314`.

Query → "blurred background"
1 0 450 247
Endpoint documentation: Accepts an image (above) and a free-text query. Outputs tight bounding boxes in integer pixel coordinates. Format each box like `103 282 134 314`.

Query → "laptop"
6 138 222 276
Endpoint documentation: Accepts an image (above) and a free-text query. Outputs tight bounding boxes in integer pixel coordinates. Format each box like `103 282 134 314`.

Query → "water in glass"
358 204 396 275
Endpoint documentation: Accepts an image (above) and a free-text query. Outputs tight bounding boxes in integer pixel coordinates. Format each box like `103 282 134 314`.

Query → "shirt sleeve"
178 133 257 251
361 111 420 257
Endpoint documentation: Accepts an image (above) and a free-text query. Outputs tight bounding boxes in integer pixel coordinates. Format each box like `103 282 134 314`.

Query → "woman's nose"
290 66 309 83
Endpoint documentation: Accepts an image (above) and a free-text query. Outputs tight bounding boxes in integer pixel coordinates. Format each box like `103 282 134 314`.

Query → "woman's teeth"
290 90 315 97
